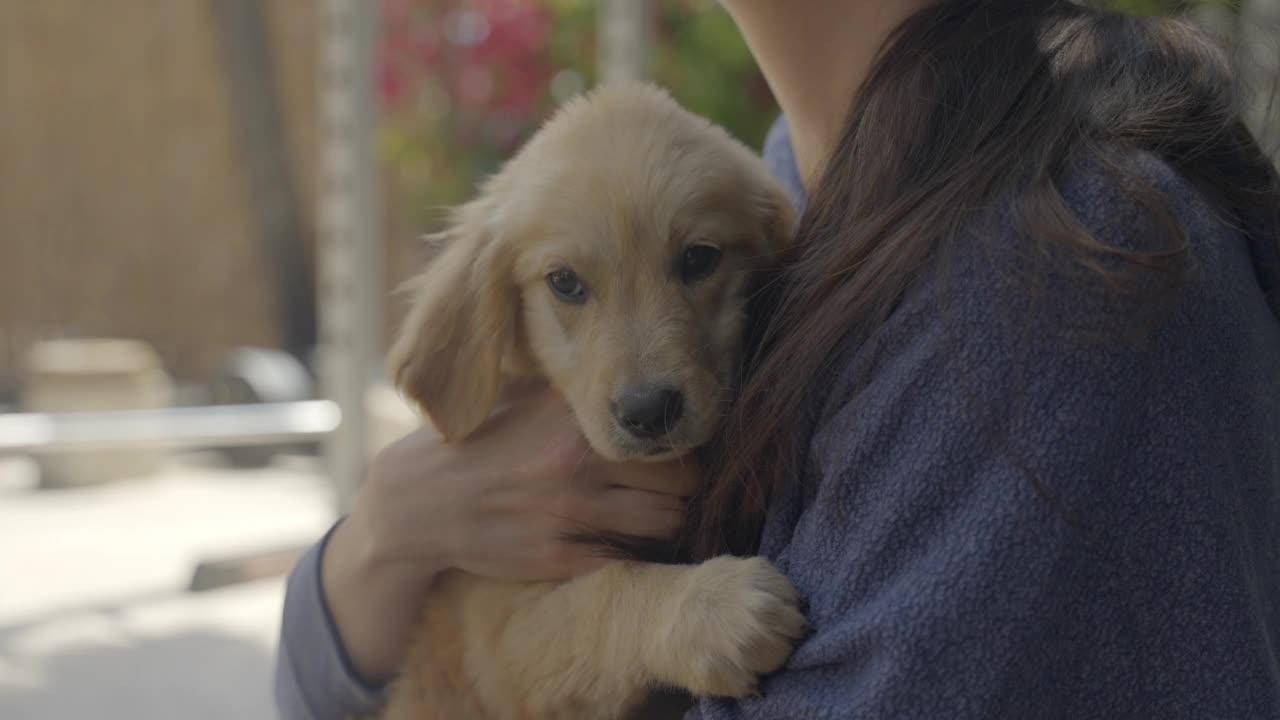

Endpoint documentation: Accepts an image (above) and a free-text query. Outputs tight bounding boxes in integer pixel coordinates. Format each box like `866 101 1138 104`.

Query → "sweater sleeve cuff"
275 519 387 720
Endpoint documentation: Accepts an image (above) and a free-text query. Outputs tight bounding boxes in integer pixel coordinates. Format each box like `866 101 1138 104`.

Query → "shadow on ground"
0 609 278 720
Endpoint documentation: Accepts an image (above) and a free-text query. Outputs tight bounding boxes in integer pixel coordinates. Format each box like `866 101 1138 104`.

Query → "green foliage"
1099 0 1186 14
653 2 776 149
1091 0 1238 16
379 1 774 225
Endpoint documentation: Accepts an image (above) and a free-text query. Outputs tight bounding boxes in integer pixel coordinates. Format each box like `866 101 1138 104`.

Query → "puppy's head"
390 83 795 461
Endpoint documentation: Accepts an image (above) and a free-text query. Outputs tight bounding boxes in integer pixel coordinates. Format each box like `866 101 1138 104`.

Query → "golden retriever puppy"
383 82 806 720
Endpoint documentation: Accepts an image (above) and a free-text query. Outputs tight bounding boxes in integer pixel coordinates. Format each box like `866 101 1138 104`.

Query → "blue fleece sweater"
274 117 1280 719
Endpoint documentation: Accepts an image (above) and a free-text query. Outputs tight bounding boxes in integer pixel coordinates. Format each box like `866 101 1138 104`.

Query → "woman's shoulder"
952 147 1258 334
1054 148 1229 254
812 146 1276 436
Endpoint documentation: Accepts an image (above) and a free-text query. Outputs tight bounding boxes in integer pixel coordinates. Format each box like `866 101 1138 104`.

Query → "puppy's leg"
636 556 809 700
392 557 805 719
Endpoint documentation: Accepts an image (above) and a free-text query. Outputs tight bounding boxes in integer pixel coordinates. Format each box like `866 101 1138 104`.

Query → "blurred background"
0 1 1273 718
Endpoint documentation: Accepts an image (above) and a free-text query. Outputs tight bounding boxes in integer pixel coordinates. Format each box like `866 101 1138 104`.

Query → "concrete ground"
0 453 337 720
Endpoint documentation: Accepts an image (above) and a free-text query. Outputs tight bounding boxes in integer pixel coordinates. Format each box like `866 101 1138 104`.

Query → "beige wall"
0 1 334 385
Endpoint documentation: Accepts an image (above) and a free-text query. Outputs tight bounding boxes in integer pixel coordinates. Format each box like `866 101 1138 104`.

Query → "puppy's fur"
384 83 806 720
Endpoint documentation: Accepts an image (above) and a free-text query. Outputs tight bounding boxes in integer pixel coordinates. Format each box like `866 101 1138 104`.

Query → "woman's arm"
275 388 699 720
275 523 388 720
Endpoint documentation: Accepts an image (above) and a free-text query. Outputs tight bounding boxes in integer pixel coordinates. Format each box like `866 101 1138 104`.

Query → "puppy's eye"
680 244 722 284
546 269 587 304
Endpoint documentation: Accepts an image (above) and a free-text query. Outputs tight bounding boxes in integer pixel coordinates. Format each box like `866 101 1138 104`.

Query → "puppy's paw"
656 556 808 699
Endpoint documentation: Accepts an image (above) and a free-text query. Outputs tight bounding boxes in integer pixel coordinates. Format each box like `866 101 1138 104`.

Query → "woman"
276 1 1280 718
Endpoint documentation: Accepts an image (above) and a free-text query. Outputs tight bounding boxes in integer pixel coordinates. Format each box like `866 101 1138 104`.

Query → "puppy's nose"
611 385 684 439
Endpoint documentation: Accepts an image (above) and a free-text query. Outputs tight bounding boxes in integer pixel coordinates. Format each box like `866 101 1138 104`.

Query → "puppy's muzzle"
611 383 684 440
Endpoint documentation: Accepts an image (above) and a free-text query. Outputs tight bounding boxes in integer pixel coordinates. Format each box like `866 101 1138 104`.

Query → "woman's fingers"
583 486 688 539
401 384 702 582
594 456 701 497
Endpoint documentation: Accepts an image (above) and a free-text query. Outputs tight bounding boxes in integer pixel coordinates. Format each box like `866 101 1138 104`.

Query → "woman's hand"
321 383 701 682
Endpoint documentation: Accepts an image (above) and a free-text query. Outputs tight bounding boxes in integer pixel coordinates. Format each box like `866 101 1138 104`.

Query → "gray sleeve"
274 520 387 720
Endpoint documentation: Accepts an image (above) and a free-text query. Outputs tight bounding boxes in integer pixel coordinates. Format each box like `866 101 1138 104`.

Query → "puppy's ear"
388 200 516 441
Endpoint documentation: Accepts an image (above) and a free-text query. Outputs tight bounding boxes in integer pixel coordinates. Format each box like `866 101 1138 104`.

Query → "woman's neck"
721 0 930 187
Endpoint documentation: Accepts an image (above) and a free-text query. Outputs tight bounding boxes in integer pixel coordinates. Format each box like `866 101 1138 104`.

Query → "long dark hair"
688 0 1280 560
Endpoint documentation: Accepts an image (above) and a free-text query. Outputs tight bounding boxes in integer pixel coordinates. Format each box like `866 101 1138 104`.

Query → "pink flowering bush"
377 0 774 224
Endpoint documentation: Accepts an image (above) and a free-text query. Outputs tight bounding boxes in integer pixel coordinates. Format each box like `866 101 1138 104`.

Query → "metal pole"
598 0 653 84
319 0 383 514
